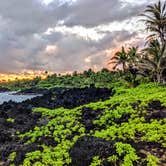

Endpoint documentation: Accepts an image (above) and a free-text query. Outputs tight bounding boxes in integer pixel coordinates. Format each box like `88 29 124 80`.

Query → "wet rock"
27 87 114 109
14 144 43 165
70 136 115 166
147 100 165 111
128 140 166 164
0 87 114 164
145 101 166 122
81 107 103 131
114 113 131 124
38 136 57 147
0 131 12 143
15 88 48 95
0 118 7 125
0 87 10 92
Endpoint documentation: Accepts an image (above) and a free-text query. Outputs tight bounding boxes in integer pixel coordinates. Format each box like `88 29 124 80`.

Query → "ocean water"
0 91 40 105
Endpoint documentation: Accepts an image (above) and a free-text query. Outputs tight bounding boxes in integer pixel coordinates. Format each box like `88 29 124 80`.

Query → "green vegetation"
109 1 166 84
114 142 139 166
8 83 166 165
90 156 102 166
16 107 85 165
0 77 41 90
36 69 115 89
146 154 160 166
0 1 165 90
9 152 16 161
2 1 166 165
0 69 118 90
6 118 15 123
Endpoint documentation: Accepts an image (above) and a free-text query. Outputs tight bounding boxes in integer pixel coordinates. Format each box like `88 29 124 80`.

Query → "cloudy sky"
0 0 161 74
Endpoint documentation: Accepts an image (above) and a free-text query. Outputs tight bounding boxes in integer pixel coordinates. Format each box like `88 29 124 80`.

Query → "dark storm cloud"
0 0 156 73
0 0 58 35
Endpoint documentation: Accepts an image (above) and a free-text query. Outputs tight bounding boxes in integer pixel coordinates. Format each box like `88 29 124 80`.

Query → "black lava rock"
70 136 115 166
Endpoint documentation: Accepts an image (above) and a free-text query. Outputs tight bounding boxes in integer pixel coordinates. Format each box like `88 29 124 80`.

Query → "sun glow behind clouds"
41 0 54 5
45 25 105 41
0 72 48 82
45 45 58 55
0 0 156 74
44 15 146 43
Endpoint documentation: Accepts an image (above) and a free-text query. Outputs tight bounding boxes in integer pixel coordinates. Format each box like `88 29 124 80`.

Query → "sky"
0 0 162 74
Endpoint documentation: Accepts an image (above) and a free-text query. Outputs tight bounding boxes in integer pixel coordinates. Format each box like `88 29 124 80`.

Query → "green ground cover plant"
8 83 166 166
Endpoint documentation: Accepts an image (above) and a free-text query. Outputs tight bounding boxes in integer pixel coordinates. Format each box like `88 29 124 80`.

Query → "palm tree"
142 1 166 45
127 46 140 67
138 39 166 82
109 46 128 71
140 0 166 83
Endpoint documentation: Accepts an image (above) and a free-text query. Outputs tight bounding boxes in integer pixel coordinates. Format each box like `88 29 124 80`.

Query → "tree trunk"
156 71 162 83
123 62 127 71
122 62 125 71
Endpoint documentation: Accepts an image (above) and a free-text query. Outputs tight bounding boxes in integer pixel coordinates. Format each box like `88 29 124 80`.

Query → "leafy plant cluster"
8 83 166 166
91 84 166 146
37 69 115 89
6 118 15 123
14 107 85 166
90 142 139 166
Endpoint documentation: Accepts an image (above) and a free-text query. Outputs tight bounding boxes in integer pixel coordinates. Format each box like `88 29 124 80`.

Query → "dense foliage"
0 1 166 166
6 83 166 166
109 1 166 83
0 69 122 90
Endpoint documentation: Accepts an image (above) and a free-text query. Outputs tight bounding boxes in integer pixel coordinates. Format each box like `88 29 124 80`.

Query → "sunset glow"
0 0 164 76
0 72 48 82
